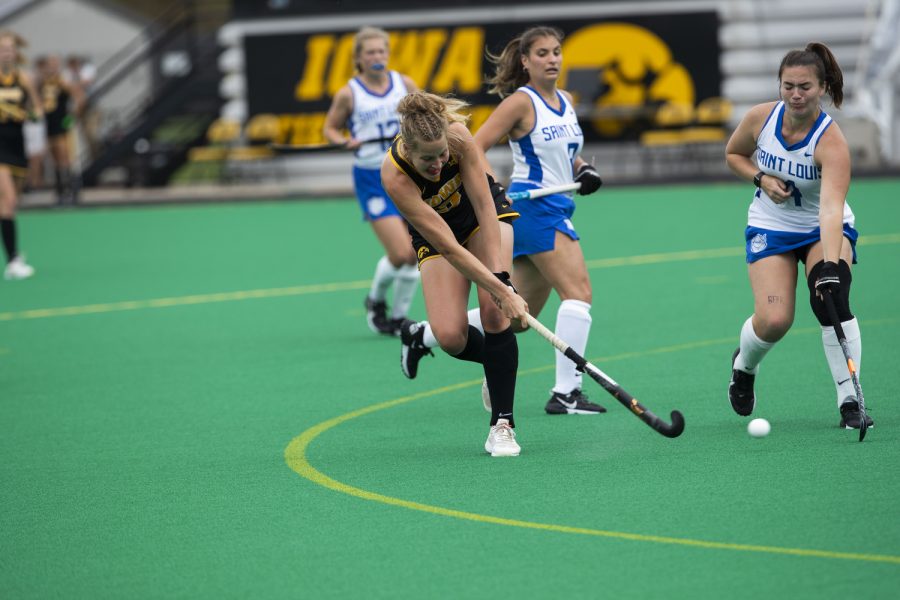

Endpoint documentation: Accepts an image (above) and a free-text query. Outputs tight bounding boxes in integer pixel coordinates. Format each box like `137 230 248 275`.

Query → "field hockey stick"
524 313 685 438
269 136 396 154
822 290 868 442
505 182 581 201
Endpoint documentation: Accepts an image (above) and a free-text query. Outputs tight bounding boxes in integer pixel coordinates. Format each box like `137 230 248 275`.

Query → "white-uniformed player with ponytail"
324 26 419 336
725 42 870 431
399 26 607 416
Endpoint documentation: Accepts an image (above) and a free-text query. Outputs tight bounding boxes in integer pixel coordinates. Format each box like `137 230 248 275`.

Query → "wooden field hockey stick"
524 313 685 438
822 290 868 442
505 182 581 201
269 136 396 154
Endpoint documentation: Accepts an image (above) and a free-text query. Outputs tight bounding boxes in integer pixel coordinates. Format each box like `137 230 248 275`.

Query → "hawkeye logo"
560 23 696 137
417 246 431 260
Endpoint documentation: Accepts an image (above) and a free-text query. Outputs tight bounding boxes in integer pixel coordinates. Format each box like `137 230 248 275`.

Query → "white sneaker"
481 378 491 413
4 255 35 280
484 419 520 457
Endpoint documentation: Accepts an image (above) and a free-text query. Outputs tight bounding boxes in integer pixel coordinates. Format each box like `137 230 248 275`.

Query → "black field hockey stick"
524 314 685 438
822 290 868 442
269 136 396 154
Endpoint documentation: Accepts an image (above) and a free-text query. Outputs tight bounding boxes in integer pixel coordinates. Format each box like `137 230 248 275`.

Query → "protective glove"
486 174 507 203
574 164 603 195
815 261 841 296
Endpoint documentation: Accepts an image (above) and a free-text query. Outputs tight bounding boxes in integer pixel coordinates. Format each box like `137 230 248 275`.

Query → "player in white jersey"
399 27 606 416
323 27 419 336
725 42 871 431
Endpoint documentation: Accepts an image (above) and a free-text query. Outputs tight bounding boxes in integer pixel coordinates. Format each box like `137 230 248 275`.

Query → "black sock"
450 326 484 364
1 218 16 262
483 327 518 427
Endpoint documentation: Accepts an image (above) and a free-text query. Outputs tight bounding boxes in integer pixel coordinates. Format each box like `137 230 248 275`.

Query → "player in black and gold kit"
381 91 527 457
0 31 42 280
38 54 82 204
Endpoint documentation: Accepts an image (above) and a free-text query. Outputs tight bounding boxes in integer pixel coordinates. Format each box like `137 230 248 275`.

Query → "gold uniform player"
0 31 42 280
381 91 528 456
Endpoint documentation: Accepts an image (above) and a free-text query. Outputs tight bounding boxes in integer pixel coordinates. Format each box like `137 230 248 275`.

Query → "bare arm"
814 124 851 264
473 91 531 177
400 74 419 93
725 101 792 203
322 85 353 147
381 144 525 322
19 72 43 120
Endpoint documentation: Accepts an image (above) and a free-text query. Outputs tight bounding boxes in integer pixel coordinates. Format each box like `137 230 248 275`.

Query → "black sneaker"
839 400 874 430
729 348 756 416
400 319 433 379
364 297 396 336
545 389 606 414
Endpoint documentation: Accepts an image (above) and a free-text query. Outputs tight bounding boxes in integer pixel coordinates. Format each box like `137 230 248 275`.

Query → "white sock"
369 256 399 302
821 317 861 408
391 263 420 319
735 316 774 374
421 321 439 349
467 308 484 335
553 299 592 394
420 309 481 349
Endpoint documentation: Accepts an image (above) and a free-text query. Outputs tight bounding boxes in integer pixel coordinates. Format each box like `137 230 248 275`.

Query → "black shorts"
46 114 72 138
0 126 27 175
411 194 519 266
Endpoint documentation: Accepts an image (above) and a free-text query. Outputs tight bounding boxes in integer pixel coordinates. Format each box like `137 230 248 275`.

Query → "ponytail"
778 41 844 108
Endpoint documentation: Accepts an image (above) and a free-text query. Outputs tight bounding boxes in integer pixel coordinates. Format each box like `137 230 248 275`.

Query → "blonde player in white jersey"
399 27 606 416
324 26 419 336
725 42 871 431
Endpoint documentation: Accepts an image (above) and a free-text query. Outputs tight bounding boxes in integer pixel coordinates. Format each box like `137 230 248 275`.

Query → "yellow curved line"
3 232 897 322
285 332 900 565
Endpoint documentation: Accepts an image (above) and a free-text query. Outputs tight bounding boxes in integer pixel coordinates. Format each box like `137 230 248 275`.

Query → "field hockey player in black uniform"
381 91 528 457
0 31 42 280
37 54 82 205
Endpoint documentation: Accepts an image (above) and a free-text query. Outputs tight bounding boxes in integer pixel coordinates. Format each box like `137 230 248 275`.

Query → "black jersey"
388 138 477 238
0 70 28 171
0 70 28 129
40 75 72 136
387 137 518 265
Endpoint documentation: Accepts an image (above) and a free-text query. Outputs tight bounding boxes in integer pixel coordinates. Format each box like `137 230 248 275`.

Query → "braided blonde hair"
397 91 470 154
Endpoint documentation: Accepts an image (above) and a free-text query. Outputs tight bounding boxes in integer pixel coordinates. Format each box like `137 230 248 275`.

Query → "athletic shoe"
484 418 520 457
544 389 606 414
399 319 433 379
839 400 874 429
364 297 396 336
4 255 35 280
481 378 491 412
729 348 756 416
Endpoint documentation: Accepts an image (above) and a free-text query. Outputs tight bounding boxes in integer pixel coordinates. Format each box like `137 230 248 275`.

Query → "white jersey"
509 86 583 189
347 70 407 169
749 101 854 232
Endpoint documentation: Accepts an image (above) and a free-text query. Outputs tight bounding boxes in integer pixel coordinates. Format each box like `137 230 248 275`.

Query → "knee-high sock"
821 318 862 407
483 327 518 426
1 218 17 262
735 316 775 374
553 299 592 394
369 255 399 302
390 263 420 319
449 326 484 364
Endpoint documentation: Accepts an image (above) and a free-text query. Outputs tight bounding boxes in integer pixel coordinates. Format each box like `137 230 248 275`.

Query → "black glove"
574 164 603 195
486 174 507 203
493 271 518 294
815 261 841 296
